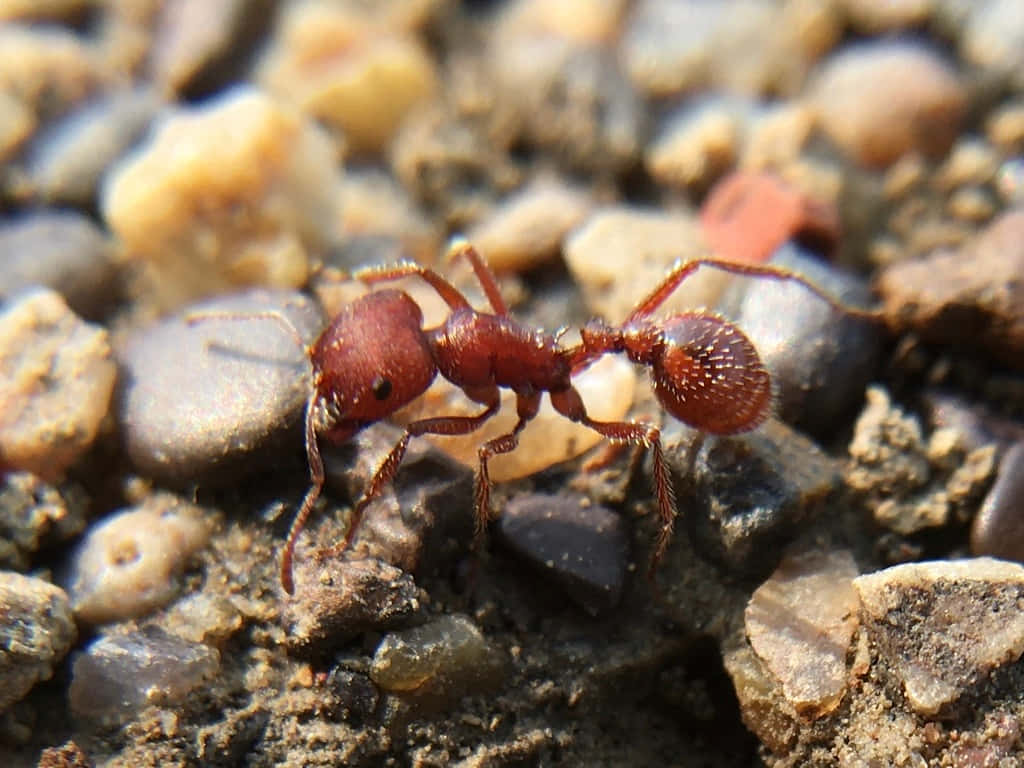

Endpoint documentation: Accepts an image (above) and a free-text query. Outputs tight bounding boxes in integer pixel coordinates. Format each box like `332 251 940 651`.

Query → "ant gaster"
198 238 879 594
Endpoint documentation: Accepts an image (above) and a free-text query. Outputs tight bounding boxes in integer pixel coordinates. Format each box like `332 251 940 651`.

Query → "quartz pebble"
370 614 505 706
700 173 841 265
0 472 86 571
69 628 220 725
853 558 1024 715
811 41 966 168
26 86 162 206
723 243 880 437
283 558 424 655
683 419 839 576
258 0 438 155
971 441 1024 561
0 572 76 712
744 550 860 717
498 493 629 615
0 210 116 317
416 355 635 483
877 209 1024 370
565 207 712 323
118 289 323 485
102 86 342 310
467 178 592 272
66 493 212 624
0 288 116 480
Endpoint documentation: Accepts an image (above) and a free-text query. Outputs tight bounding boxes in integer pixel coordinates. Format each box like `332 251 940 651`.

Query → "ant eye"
371 376 392 401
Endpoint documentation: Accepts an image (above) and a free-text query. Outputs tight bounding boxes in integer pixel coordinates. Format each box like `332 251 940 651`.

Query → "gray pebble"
69 627 220 725
498 492 629 616
682 419 840 576
26 86 162 206
971 441 1024 561
119 289 324 486
0 210 116 318
722 242 882 438
0 571 76 712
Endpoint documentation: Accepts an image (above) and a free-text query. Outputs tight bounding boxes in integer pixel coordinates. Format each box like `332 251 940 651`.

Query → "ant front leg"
550 387 677 578
473 391 542 543
330 388 503 556
445 238 508 315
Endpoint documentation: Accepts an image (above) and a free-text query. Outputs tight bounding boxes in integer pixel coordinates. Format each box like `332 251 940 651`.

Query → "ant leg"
445 237 508 315
331 390 502 555
184 309 308 351
550 387 677 578
354 262 474 313
281 393 324 594
625 257 883 325
473 391 542 544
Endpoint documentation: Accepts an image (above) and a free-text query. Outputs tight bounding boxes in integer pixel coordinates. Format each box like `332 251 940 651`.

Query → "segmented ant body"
199 239 879 593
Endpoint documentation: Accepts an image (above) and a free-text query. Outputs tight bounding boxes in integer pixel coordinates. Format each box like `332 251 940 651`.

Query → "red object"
700 172 841 263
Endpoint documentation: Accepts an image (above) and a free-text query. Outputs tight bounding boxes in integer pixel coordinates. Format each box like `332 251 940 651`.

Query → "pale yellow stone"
102 87 342 309
646 108 739 189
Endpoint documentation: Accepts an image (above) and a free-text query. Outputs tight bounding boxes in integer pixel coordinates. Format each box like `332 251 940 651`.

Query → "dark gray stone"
118 289 324 485
971 441 1024 561
498 492 630 615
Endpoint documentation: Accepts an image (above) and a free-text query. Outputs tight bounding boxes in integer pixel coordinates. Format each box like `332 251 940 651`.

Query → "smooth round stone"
722 242 882 437
971 441 1024 562
118 289 324 485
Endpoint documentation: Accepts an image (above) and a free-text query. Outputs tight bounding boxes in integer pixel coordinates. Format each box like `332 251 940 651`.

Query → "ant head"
648 312 771 435
311 290 439 429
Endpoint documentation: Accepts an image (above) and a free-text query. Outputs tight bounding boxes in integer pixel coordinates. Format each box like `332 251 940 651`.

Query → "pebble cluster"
0 0 1021 766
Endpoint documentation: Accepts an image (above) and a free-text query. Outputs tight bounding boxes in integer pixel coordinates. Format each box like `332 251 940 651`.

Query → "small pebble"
854 558 1024 715
837 0 932 32
744 550 860 717
0 471 87 571
961 0 1024 89
683 419 839 576
258 1 439 155
995 158 1024 205
0 572 76 712
417 355 635 483
118 289 323 485
971 441 1024 561
148 0 246 94
564 207 710 323
370 614 505 707
25 86 162 206
0 288 116 480
102 86 342 310
700 172 841 265
163 592 244 646
498 492 629 615
932 138 999 192
877 209 1024 369
722 645 798 755
0 88 35 162
282 558 424 655
811 40 966 168
337 169 439 263
644 98 747 191
986 101 1024 152
0 210 116 317
722 243 881 437
69 628 220 725
66 492 212 624
467 177 592 272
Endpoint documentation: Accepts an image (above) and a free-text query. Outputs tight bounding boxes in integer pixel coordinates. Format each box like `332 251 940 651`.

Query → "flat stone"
498 492 630 615
0 572 76 712
853 558 1024 716
745 550 860 717
118 288 323 485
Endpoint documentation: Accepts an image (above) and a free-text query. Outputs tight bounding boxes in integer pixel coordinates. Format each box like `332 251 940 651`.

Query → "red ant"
193 239 879 593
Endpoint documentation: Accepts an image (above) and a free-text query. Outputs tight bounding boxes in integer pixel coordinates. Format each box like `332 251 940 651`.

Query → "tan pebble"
0 24 105 113
0 90 34 162
947 187 996 223
986 101 1024 152
933 139 999 191
565 207 717 322
338 170 440 261
102 86 342 310
646 105 740 190
148 0 245 95
0 0 90 20
67 493 212 624
745 550 860 717
258 0 438 155
411 355 636 482
837 0 932 33
468 178 592 272
0 289 116 480
741 103 815 171
811 41 966 168
495 0 628 46
882 154 927 201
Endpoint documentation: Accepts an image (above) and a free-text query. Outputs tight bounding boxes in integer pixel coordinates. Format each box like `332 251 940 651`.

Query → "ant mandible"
195 238 878 593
